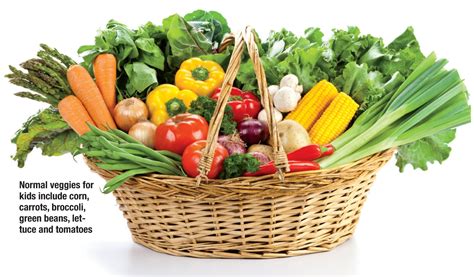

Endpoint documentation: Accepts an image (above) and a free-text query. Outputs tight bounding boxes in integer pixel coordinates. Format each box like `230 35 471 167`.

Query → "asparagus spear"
21 59 70 93
6 44 76 106
40 44 76 67
37 50 68 74
14 91 54 105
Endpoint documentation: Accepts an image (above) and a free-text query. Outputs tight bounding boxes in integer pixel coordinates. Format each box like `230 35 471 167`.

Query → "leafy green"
40 130 80 156
395 129 456 172
79 11 231 99
276 46 327 91
334 62 405 113
379 27 424 77
135 37 165 70
163 14 213 69
124 62 157 96
188 96 236 135
184 10 231 45
236 28 326 91
220 154 260 179
11 107 79 168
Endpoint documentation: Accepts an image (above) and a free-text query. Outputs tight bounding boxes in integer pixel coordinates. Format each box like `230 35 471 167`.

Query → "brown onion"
128 121 157 148
113 97 148 131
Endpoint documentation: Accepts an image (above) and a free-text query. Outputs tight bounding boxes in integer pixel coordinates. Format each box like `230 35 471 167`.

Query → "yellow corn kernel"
285 80 338 130
309 92 359 145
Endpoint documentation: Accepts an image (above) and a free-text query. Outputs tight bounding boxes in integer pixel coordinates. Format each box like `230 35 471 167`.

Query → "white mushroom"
267 85 279 96
273 87 300 113
295 85 304 94
279 74 299 90
258 109 283 123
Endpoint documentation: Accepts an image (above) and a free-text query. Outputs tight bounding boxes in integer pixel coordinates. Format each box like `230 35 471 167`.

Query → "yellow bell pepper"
175 57 225 96
146 84 198 125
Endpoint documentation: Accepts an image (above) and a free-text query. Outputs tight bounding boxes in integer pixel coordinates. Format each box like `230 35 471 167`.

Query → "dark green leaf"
220 154 260 179
40 130 80 156
11 108 77 168
184 10 230 43
135 37 165 70
124 62 157 96
163 14 213 69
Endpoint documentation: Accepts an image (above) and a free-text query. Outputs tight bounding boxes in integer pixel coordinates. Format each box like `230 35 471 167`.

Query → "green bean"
97 157 126 164
84 149 122 160
82 150 107 158
159 150 182 162
102 168 155 194
96 163 143 171
94 127 180 162
120 143 179 165
109 128 140 144
116 152 182 175
94 140 146 156
88 124 123 143
96 137 182 174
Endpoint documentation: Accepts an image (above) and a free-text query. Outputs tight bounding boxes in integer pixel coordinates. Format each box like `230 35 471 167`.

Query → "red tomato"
154 113 209 155
182 140 229 179
212 87 261 122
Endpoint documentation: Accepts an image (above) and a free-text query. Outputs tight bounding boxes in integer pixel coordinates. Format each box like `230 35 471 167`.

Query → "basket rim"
85 148 394 182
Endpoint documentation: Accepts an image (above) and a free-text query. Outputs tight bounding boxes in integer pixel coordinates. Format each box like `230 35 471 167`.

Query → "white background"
1 0 473 276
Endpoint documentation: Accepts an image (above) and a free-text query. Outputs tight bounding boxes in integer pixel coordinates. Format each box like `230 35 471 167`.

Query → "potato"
272 120 311 153
248 144 274 160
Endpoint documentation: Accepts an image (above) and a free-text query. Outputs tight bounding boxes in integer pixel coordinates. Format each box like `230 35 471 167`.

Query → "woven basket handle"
196 27 289 184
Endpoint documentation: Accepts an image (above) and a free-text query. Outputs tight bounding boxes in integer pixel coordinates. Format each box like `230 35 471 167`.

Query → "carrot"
93 53 117 114
67 65 116 130
58 95 96 135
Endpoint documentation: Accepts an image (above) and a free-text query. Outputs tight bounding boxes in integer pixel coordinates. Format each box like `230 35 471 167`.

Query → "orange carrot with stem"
67 65 116 130
58 95 96 135
93 53 117 114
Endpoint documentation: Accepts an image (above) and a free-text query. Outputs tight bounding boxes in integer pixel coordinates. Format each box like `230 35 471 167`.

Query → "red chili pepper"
244 160 320 177
287 144 323 161
320 144 335 157
212 87 261 123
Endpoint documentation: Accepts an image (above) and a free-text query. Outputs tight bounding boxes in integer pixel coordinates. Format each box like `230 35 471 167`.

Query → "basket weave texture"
86 27 394 258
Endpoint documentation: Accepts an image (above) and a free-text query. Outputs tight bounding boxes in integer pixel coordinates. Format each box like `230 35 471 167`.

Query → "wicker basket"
86 27 394 258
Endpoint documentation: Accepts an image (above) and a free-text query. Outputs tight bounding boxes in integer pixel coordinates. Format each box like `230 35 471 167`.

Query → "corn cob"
309 92 359 145
285 80 338 130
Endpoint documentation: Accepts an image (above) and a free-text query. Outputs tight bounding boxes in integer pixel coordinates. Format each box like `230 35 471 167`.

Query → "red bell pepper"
212 87 261 123
244 160 320 177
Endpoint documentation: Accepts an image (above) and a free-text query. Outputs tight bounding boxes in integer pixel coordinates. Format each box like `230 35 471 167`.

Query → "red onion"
237 119 269 146
217 134 246 155
249 151 271 164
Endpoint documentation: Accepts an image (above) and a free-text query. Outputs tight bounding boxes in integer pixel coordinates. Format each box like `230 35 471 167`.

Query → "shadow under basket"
85 149 393 259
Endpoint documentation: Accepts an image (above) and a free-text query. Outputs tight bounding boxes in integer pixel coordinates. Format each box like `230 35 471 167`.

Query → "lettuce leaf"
11 107 79 168
163 14 213 69
124 62 157 98
334 62 405 113
378 27 424 77
184 10 230 45
395 129 456 172
276 45 328 91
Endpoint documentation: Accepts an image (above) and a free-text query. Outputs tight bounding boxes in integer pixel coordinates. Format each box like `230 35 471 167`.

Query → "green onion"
319 53 471 168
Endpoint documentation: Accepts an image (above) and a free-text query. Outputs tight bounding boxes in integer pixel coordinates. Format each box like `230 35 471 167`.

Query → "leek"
319 53 471 168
